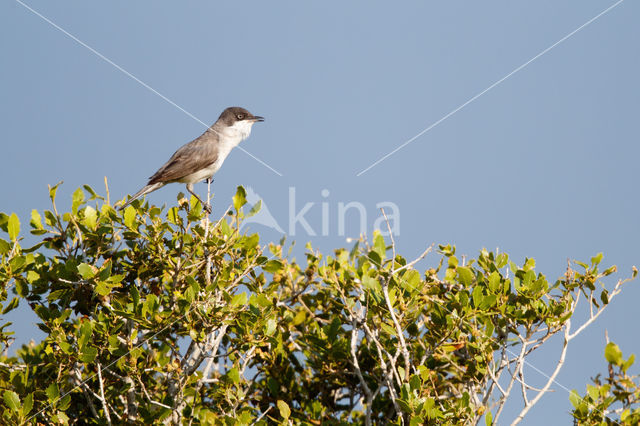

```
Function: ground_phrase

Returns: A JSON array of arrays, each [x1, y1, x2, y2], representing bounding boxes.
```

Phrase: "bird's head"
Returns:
[[217, 106, 264, 140]]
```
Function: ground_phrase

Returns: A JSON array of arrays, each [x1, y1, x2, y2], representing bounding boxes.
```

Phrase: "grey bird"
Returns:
[[120, 106, 264, 213]]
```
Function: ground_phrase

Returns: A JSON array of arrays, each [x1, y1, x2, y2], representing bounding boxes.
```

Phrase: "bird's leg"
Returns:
[[186, 183, 211, 214]]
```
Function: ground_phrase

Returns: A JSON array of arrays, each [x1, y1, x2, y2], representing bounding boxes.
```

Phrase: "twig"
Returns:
[[97, 363, 112, 425], [350, 308, 373, 426], [104, 176, 110, 206], [493, 334, 528, 424], [380, 208, 396, 262], [361, 323, 403, 421], [254, 405, 272, 423], [138, 376, 172, 410], [381, 276, 411, 381], [73, 367, 99, 419], [511, 322, 571, 424]]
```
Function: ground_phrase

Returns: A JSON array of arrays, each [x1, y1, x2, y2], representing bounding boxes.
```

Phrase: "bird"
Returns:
[[119, 106, 264, 213]]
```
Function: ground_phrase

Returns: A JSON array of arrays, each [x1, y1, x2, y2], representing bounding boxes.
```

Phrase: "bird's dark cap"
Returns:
[[219, 106, 264, 124]]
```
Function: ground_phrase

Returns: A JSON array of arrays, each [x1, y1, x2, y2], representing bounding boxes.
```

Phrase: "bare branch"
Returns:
[[380, 208, 396, 262], [350, 308, 373, 426], [97, 363, 112, 425], [72, 367, 99, 420], [568, 278, 625, 340], [512, 322, 571, 424], [138, 376, 172, 410], [493, 336, 527, 424], [255, 406, 273, 423], [381, 276, 411, 382]]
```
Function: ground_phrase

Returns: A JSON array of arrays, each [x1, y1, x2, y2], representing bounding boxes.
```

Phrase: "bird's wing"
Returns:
[[148, 133, 218, 184]]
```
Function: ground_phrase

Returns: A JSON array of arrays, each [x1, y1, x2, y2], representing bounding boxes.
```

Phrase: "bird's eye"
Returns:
[[236, 114, 244, 120]]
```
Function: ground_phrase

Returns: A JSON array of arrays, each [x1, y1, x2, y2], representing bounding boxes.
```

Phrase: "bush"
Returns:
[[0, 183, 636, 424]]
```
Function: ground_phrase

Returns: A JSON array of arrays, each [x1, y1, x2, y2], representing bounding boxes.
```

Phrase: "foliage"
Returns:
[[570, 342, 640, 424], [0, 183, 637, 425]]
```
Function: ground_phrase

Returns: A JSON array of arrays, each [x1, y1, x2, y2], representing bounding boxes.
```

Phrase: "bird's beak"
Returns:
[[251, 116, 265, 122]]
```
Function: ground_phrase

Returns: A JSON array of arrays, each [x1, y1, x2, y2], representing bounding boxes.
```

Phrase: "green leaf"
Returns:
[[44, 210, 57, 227], [9, 255, 25, 271], [277, 400, 291, 420], [96, 281, 118, 296], [167, 207, 179, 225], [2, 297, 19, 314], [0, 238, 10, 255], [586, 384, 599, 400], [72, 187, 85, 214], [124, 206, 136, 229], [22, 392, 33, 416], [230, 292, 248, 307], [78, 263, 95, 279], [30, 209, 43, 230], [227, 367, 240, 384], [472, 286, 483, 308], [265, 318, 277, 336], [488, 272, 501, 293], [402, 270, 421, 291], [604, 342, 623, 366], [220, 218, 231, 237], [189, 195, 203, 215], [0, 212, 8, 232], [409, 374, 421, 391], [77, 320, 93, 349], [523, 257, 536, 271], [59, 342, 72, 354], [410, 417, 425, 426], [46, 383, 60, 403], [396, 398, 411, 413], [569, 389, 582, 409], [233, 186, 247, 211], [600, 289, 609, 305], [57, 394, 71, 411], [457, 266, 473, 287], [485, 410, 493, 426], [3, 390, 20, 412], [478, 294, 497, 310], [130, 285, 140, 307], [373, 231, 386, 259], [591, 252, 603, 266], [83, 184, 99, 199], [83, 206, 97, 230], [362, 275, 381, 293], [623, 353, 635, 373], [79, 346, 98, 363], [262, 260, 283, 273], [47, 181, 61, 203], [8, 213, 20, 241]]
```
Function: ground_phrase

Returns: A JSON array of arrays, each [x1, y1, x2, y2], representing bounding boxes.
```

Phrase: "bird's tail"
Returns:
[[119, 183, 164, 210]]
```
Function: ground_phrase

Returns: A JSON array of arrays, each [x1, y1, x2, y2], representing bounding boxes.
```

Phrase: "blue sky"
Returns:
[[1, 1, 638, 422]]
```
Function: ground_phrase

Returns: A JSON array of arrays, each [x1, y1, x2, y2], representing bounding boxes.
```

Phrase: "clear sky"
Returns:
[[1, 1, 638, 423]]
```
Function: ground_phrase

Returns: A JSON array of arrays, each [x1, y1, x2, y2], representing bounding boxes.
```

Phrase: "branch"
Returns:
[[350, 307, 373, 426], [380, 208, 396, 262], [511, 321, 571, 424], [381, 276, 411, 381], [493, 334, 528, 424], [123, 375, 138, 422], [138, 376, 172, 409], [97, 363, 112, 425], [72, 366, 99, 420], [361, 323, 403, 421], [568, 278, 625, 340]]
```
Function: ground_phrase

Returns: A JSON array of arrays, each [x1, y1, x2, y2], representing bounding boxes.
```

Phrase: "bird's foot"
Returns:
[[205, 178, 214, 185]]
